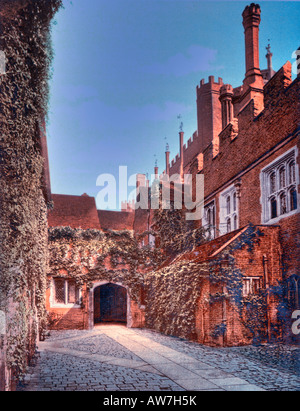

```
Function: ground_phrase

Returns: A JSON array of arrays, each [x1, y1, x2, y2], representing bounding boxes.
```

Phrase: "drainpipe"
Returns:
[[222, 285, 228, 346], [263, 255, 271, 342], [234, 178, 242, 228]]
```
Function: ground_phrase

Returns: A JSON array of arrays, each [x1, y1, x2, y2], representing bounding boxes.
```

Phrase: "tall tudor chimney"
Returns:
[[242, 3, 264, 88]]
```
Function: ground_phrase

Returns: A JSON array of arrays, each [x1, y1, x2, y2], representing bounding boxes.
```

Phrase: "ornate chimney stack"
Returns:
[[219, 84, 234, 129], [242, 3, 264, 88]]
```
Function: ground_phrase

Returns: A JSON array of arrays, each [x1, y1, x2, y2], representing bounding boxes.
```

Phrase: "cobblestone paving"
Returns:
[[60, 334, 141, 361], [17, 327, 300, 392], [17, 352, 183, 392], [133, 329, 300, 392]]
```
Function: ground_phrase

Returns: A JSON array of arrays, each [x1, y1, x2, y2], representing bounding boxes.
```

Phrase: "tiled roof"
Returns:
[[48, 194, 101, 230], [98, 210, 134, 231]]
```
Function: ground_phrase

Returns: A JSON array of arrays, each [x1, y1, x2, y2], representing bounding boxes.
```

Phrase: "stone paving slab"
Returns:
[[133, 328, 300, 391], [98, 326, 265, 392]]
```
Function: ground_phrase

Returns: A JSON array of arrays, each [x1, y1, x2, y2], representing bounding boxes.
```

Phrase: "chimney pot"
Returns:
[[242, 3, 263, 88]]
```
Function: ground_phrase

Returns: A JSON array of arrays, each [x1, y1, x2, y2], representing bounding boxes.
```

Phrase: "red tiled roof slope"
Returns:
[[98, 210, 134, 231], [48, 194, 101, 230]]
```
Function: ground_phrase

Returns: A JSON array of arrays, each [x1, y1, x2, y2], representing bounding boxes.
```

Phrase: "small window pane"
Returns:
[[243, 279, 251, 297], [270, 172, 276, 194], [290, 187, 297, 211], [279, 167, 286, 189], [226, 196, 231, 215], [233, 215, 237, 230], [280, 193, 287, 215], [68, 281, 76, 304], [289, 161, 296, 184], [253, 279, 260, 294], [226, 218, 231, 233], [54, 279, 65, 304], [270, 197, 277, 219], [212, 206, 216, 227], [233, 193, 237, 212], [207, 208, 211, 226]]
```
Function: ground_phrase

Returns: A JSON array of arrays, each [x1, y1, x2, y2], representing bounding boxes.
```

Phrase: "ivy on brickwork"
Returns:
[[144, 222, 283, 344], [0, 0, 62, 378], [208, 225, 282, 343], [145, 260, 210, 340], [48, 227, 165, 305], [48, 207, 210, 341], [142, 204, 210, 340], [152, 200, 207, 256]]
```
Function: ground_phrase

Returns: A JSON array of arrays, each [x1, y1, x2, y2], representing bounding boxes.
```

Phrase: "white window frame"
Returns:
[[203, 200, 216, 239], [50, 278, 82, 308], [148, 234, 155, 248], [219, 184, 239, 236], [260, 147, 299, 224], [242, 277, 262, 298]]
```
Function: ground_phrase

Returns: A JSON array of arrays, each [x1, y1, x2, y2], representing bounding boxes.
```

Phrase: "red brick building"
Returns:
[[46, 4, 299, 346]]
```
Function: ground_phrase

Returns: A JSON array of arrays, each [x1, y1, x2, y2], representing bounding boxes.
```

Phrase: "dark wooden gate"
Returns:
[[94, 283, 127, 324]]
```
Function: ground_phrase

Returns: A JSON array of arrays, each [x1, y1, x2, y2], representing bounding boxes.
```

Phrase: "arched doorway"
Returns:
[[94, 283, 127, 325]]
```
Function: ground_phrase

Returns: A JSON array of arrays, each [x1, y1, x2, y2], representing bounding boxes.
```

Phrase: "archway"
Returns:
[[94, 283, 127, 325]]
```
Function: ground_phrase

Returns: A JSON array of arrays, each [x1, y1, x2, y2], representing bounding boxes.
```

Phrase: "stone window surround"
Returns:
[[242, 277, 262, 297], [219, 184, 239, 236], [88, 281, 133, 330], [50, 278, 82, 309], [260, 146, 299, 224], [203, 200, 216, 239]]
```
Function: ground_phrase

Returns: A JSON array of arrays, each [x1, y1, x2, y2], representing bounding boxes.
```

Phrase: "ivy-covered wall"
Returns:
[[144, 225, 284, 347], [47, 227, 164, 330], [46, 215, 285, 347], [0, 0, 61, 390]]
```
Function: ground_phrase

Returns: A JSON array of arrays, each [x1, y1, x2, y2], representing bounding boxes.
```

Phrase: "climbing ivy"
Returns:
[[0, 0, 62, 382], [48, 226, 165, 305]]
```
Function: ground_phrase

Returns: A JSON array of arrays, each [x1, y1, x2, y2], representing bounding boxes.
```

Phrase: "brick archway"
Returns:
[[88, 281, 133, 329]]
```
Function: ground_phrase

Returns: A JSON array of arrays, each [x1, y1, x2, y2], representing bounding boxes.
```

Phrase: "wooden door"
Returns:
[[94, 283, 127, 324]]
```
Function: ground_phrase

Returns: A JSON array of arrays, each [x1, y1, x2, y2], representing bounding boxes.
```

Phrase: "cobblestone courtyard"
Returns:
[[17, 325, 300, 392]]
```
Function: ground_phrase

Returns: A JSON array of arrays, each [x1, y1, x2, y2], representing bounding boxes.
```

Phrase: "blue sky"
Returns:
[[47, 0, 300, 209]]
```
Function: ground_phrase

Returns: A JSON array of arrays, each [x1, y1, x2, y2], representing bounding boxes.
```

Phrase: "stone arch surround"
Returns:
[[88, 281, 133, 330]]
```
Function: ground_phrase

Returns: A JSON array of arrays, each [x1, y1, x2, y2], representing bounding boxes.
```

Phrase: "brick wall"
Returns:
[[46, 282, 145, 331], [194, 226, 283, 346]]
